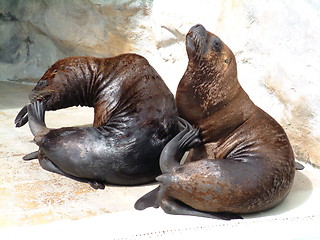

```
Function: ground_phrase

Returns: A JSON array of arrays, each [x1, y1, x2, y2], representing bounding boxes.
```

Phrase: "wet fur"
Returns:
[[16, 54, 178, 188], [135, 25, 298, 219]]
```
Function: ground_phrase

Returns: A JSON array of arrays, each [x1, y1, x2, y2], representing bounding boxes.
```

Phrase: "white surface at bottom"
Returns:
[[0, 207, 319, 240], [1, 163, 320, 240]]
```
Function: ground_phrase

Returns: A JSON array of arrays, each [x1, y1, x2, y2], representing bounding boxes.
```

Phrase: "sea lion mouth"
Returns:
[[186, 24, 207, 57]]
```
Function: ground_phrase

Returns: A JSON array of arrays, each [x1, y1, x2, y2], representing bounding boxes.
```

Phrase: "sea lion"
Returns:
[[15, 54, 178, 189], [135, 24, 301, 219]]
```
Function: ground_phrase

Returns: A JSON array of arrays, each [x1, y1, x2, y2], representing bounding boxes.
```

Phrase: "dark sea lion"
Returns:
[[15, 54, 178, 189], [135, 24, 300, 219]]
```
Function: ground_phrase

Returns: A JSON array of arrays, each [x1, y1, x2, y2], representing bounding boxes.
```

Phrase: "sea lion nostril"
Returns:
[[186, 25, 209, 58], [188, 24, 206, 37], [192, 24, 206, 36], [192, 24, 205, 31]]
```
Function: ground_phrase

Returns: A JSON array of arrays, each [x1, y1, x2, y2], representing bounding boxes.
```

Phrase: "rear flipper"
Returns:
[[135, 119, 204, 213], [134, 186, 160, 210], [177, 118, 201, 150], [38, 154, 105, 190], [159, 196, 242, 220], [22, 151, 39, 160], [160, 118, 201, 173], [136, 118, 202, 211], [134, 185, 242, 220], [295, 162, 304, 170]]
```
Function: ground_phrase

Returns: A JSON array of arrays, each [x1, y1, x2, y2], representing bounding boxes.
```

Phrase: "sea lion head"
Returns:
[[177, 24, 244, 127], [30, 61, 67, 102], [186, 24, 237, 81], [29, 58, 85, 109]]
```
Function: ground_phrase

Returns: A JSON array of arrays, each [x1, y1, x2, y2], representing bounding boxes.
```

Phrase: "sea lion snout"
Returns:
[[188, 24, 206, 37], [186, 24, 207, 57], [187, 24, 224, 58]]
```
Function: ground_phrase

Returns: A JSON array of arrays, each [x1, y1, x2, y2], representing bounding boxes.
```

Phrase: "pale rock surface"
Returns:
[[0, 0, 319, 166]]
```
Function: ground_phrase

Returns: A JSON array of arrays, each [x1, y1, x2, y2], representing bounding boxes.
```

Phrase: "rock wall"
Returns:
[[0, 0, 152, 82], [1, 0, 319, 166]]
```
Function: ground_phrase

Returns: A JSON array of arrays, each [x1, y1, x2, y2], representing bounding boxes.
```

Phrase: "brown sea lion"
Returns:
[[15, 54, 178, 189], [135, 24, 301, 219]]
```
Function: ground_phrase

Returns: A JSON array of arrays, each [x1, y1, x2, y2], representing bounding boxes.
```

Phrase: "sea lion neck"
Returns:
[[30, 56, 129, 127], [176, 60, 242, 125]]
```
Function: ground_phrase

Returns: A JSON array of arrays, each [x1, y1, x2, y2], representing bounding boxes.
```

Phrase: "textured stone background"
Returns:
[[0, 0, 319, 167]]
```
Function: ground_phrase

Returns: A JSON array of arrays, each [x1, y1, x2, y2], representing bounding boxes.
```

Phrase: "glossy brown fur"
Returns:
[[30, 54, 173, 128], [165, 25, 295, 214], [15, 54, 178, 186]]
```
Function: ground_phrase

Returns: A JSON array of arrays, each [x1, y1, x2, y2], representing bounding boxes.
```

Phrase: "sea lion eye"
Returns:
[[36, 79, 48, 89], [224, 59, 229, 64], [212, 38, 222, 50]]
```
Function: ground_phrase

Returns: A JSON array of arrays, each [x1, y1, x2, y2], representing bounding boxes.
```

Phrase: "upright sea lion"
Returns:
[[15, 54, 178, 189], [135, 24, 300, 219]]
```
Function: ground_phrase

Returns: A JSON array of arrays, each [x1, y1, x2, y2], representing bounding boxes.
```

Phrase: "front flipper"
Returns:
[[89, 181, 105, 190], [160, 197, 242, 220], [15, 105, 28, 127], [38, 154, 105, 190], [27, 101, 49, 137], [160, 118, 201, 173], [134, 186, 160, 210]]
